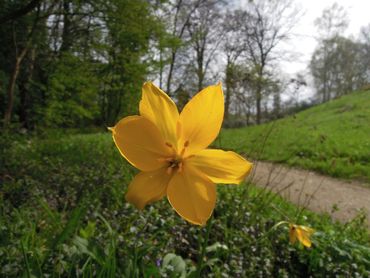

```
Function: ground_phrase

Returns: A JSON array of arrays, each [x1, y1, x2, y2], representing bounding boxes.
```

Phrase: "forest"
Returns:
[[1, 0, 369, 130]]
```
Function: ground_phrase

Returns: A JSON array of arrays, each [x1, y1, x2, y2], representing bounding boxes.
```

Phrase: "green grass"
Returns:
[[219, 90, 370, 182], [1, 131, 370, 277]]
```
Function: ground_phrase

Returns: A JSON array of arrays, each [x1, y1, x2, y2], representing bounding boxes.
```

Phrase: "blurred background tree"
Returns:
[[310, 3, 370, 103], [0, 0, 168, 128], [1, 0, 370, 130]]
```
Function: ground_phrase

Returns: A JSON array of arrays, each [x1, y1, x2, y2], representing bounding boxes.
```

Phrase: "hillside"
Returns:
[[219, 90, 370, 182]]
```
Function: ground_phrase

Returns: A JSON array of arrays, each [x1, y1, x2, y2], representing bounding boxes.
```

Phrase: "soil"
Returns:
[[249, 161, 370, 226]]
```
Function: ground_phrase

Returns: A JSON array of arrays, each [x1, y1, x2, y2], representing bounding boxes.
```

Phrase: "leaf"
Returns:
[[162, 253, 186, 277], [41, 202, 88, 268], [79, 221, 96, 239], [52, 203, 87, 247], [73, 236, 105, 265], [206, 242, 228, 253]]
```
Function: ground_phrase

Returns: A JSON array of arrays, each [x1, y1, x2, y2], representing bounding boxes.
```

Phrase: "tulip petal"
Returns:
[[177, 83, 224, 156], [140, 82, 179, 147], [188, 149, 253, 184], [167, 166, 216, 225], [111, 115, 172, 171], [296, 228, 312, 248], [289, 225, 297, 244], [126, 168, 172, 209], [300, 226, 315, 235]]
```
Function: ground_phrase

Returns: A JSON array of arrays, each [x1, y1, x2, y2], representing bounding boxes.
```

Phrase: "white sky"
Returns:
[[281, 0, 370, 74], [237, 0, 370, 100]]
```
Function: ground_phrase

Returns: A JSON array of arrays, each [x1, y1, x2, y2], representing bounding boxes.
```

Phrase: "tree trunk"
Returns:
[[166, 51, 176, 96], [60, 1, 72, 53], [246, 106, 250, 126], [196, 50, 204, 92], [159, 48, 163, 88], [224, 60, 232, 121], [197, 70, 204, 92], [256, 91, 262, 125], [255, 65, 264, 125], [19, 48, 36, 128], [3, 47, 28, 127]]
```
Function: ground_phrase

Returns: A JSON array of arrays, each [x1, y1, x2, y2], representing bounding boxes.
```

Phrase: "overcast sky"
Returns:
[[237, 0, 370, 100], [284, 0, 370, 74]]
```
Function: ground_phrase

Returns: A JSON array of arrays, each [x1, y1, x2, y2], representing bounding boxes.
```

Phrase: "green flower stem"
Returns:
[[195, 217, 213, 277], [256, 220, 289, 243]]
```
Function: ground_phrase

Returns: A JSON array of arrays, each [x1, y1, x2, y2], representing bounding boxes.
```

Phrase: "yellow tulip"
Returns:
[[289, 224, 315, 248], [110, 82, 252, 225]]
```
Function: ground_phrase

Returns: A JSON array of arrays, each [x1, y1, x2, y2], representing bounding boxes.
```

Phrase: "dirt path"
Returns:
[[250, 161, 370, 226]]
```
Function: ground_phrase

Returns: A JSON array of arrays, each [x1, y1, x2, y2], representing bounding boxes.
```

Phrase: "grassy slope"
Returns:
[[219, 90, 370, 182]]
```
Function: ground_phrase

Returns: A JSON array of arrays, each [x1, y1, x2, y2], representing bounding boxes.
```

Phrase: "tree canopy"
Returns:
[[1, 0, 369, 129]]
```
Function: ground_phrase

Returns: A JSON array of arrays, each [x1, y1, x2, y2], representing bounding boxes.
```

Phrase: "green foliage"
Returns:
[[220, 91, 370, 182], [45, 54, 100, 127], [0, 0, 171, 128], [98, 0, 159, 125], [1, 132, 369, 277]]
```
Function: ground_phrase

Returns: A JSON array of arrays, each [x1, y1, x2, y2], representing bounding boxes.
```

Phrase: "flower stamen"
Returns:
[[167, 166, 173, 175], [165, 142, 173, 148], [165, 142, 177, 155], [157, 157, 173, 162], [164, 157, 183, 175], [178, 161, 183, 173], [180, 140, 190, 157]]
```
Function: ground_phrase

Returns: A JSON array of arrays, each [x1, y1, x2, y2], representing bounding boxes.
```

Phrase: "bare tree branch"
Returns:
[[0, 0, 42, 25]]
